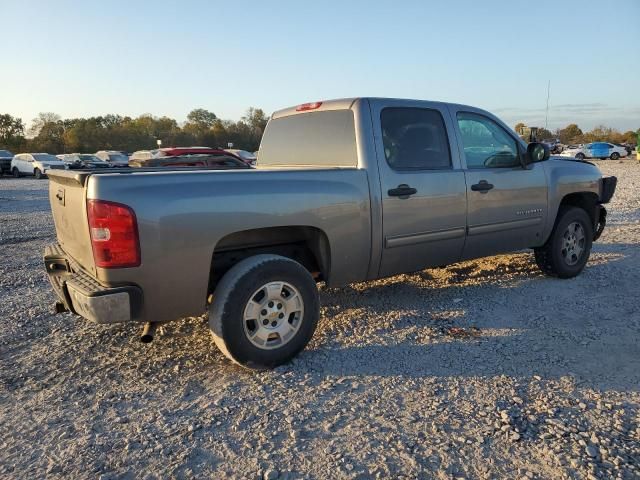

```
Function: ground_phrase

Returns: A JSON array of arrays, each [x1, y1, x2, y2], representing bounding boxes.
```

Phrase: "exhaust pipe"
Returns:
[[140, 322, 158, 343]]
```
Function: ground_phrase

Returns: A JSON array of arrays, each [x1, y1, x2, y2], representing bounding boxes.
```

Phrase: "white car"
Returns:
[[95, 150, 130, 166], [560, 142, 628, 161], [11, 153, 67, 179]]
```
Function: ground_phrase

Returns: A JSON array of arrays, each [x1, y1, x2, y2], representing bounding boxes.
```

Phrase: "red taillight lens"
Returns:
[[296, 101, 323, 111], [87, 199, 140, 268]]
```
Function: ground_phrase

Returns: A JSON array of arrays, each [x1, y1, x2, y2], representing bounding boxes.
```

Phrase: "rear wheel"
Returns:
[[208, 254, 320, 370], [610, 152, 620, 160], [34, 168, 44, 179], [12, 167, 21, 178], [575, 153, 585, 160], [534, 206, 593, 278]]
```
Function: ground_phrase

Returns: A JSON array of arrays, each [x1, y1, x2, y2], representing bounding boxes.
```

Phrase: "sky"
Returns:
[[1, 0, 639, 132]]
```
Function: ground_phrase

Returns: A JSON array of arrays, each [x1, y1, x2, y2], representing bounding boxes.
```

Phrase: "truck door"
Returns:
[[371, 100, 467, 278], [449, 107, 548, 260]]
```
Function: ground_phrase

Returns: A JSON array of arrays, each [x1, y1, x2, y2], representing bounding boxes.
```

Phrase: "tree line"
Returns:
[[514, 122, 638, 145], [1, 109, 637, 155], [0, 107, 269, 154]]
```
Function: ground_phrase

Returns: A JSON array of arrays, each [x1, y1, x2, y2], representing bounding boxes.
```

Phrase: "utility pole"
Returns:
[[545, 80, 550, 130]]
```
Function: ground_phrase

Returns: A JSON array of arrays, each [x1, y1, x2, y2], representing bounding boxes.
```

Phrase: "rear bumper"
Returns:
[[44, 244, 143, 323]]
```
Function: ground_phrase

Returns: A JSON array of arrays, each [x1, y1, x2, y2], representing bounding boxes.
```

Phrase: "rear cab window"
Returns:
[[258, 110, 357, 167]]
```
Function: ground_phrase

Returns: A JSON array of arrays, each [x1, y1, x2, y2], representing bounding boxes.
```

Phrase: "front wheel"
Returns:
[[575, 153, 585, 160], [610, 152, 620, 160], [208, 254, 320, 370], [534, 206, 593, 278], [34, 168, 44, 179]]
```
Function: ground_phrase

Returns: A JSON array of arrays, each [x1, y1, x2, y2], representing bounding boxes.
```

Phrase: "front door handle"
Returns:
[[471, 180, 494, 193], [388, 184, 417, 198]]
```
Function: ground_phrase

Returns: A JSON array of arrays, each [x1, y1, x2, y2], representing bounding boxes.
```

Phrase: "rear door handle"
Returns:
[[388, 184, 417, 198], [471, 180, 494, 193]]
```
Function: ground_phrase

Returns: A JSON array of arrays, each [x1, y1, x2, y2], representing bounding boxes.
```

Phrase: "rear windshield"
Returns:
[[258, 110, 357, 167], [108, 153, 129, 162], [78, 155, 102, 161], [33, 154, 60, 162], [0, 150, 13, 157]]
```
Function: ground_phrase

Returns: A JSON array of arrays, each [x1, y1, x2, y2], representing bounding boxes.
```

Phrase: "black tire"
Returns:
[[610, 152, 620, 160], [575, 153, 585, 160], [34, 168, 43, 179], [534, 206, 593, 278], [208, 254, 320, 370], [12, 167, 21, 178]]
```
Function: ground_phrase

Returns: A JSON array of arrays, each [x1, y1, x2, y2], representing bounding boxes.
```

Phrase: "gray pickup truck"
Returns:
[[44, 98, 617, 369]]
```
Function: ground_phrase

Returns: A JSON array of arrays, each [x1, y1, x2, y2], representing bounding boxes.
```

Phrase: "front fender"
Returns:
[[542, 159, 602, 242]]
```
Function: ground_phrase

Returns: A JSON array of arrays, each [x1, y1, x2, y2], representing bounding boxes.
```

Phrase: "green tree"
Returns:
[[558, 124, 583, 144], [186, 108, 217, 128], [0, 114, 26, 151], [535, 127, 554, 141], [28, 113, 66, 153], [184, 108, 218, 146]]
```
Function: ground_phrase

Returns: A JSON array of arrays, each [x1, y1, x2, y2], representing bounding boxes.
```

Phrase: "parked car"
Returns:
[[11, 153, 67, 178], [542, 138, 563, 154], [57, 154, 111, 169], [0, 149, 14, 175], [561, 142, 628, 160], [616, 143, 633, 156], [128, 153, 250, 169], [225, 149, 257, 165], [129, 147, 244, 165], [95, 150, 130, 166], [44, 97, 616, 370]]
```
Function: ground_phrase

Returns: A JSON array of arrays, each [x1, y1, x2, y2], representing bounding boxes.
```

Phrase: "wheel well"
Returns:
[[208, 226, 330, 294], [558, 192, 599, 226]]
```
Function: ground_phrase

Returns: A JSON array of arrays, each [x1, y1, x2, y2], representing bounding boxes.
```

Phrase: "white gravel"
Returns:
[[1, 161, 639, 479]]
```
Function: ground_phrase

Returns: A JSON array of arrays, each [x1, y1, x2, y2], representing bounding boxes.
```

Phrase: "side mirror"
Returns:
[[524, 142, 550, 165]]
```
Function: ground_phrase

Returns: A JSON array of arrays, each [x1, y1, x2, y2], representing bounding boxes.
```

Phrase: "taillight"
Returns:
[[296, 101, 323, 111], [87, 199, 140, 268]]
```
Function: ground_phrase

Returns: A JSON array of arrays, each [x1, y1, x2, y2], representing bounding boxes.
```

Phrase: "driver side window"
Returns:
[[456, 112, 520, 169]]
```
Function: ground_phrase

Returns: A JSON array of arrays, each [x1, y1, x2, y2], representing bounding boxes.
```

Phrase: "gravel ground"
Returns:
[[1, 161, 639, 480]]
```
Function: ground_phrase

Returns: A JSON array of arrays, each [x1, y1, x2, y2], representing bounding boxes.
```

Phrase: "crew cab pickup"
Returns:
[[44, 98, 617, 369]]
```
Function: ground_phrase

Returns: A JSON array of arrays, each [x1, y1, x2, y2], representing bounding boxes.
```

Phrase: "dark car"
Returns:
[[128, 153, 251, 169], [542, 139, 563, 154], [616, 143, 633, 156], [0, 149, 14, 175], [57, 154, 112, 169]]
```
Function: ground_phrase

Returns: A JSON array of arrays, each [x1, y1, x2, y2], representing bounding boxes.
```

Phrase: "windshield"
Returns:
[[0, 150, 13, 157], [108, 153, 128, 162], [33, 154, 61, 162], [78, 154, 103, 162]]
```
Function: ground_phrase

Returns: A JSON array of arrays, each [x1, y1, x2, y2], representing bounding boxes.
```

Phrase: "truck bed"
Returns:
[[46, 166, 373, 323]]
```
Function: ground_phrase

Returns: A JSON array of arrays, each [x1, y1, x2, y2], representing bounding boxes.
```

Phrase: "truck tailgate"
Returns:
[[48, 171, 96, 274]]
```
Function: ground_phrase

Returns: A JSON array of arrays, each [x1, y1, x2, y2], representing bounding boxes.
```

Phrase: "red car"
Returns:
[[130, 147, 250, 165], [128, 153, 250, 169]]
